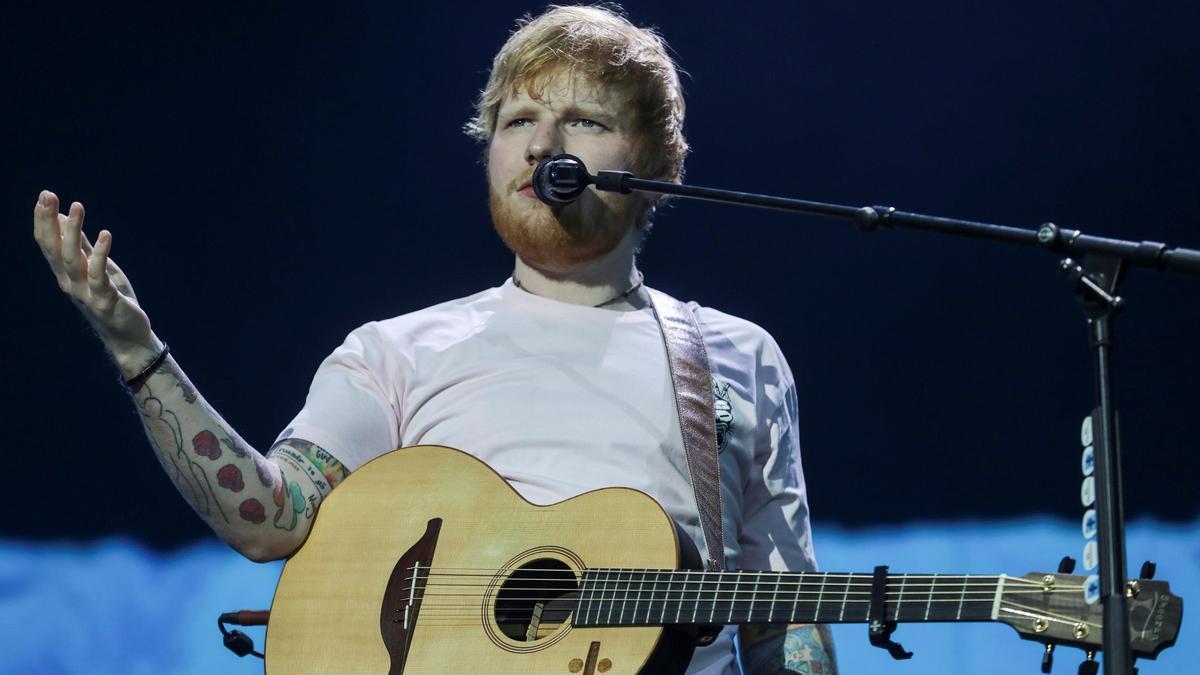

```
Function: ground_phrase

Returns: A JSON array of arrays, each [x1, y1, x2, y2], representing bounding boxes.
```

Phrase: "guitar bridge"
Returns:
[[380, 518, 442, 674]]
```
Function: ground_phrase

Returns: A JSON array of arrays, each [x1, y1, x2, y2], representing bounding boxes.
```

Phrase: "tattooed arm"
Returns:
[[739, 624, 838, 675], [33, 190, 346, 561], [133, 358, 347, 561]]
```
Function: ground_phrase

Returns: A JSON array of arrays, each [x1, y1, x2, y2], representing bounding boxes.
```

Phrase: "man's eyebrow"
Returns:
[[497, 102, 540, 118], [497, 101, 618, 120], [559, 103, 616, 119]]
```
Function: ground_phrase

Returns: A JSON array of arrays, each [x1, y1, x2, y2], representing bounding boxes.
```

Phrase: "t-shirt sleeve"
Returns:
[[737, 336, 819, 574], [275, 324, 402, 472]]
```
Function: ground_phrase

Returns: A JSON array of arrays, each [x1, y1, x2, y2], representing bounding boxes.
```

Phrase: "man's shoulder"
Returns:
[[670, 296, 793, 382], [680, 298, 780, 353]]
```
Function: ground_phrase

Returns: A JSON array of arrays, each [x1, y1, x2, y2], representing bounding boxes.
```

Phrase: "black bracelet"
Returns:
[[124, 343, 170, 393]]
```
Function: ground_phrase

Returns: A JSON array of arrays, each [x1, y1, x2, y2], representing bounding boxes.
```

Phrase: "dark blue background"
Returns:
[[6, 1, 1199, 549]]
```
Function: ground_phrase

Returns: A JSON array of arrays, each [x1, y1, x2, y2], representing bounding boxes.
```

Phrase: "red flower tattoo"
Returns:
[[192, 430, 222, 460], [239, 498, 266, 524], [217, 464, 245, 492]]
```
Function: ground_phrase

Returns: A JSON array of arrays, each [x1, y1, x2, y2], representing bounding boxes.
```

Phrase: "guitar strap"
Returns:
[[646, 288, 727, 572]]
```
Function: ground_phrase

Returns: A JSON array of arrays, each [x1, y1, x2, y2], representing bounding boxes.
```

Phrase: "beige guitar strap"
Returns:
[[646, 288, 727, 572]]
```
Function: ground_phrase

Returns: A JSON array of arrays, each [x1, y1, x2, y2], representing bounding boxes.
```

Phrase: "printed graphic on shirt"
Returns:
[[713, 379, 734, 452]]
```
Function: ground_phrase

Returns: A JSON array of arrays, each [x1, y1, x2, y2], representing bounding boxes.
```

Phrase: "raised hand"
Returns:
[[33, 190, 160, 374]]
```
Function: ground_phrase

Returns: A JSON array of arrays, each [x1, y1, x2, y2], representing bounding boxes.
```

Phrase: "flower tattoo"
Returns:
[[192, 430, 222, 460]]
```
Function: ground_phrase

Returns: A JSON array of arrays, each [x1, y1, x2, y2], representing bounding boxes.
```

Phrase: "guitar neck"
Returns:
[[574, 569, 1004, 627]]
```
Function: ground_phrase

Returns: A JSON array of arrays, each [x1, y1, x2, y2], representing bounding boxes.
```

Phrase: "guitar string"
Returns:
[[998, 602, 1103, 629], [412, 593, 1072, 605], [406, 569, 1047, 579], [401, 571, 1077, 591], [405, 567, 1041, 578], [397, 603, 1102, 632], [381, 568, 1089, 623], [409, 586, 1084, 600], [409, 583, 1068, 595], [402, 568, 1068, 585], [405, 592, 1083, 612], [407, 592, 1070, 607], [397, 597, 1103, 632], [410, 576, 1063, 588], [406, 581, 1083, 599], [405, 576, 1091, 624]]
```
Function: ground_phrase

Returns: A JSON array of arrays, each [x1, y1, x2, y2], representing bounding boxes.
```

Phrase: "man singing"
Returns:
[[32, 5, 836, 673]]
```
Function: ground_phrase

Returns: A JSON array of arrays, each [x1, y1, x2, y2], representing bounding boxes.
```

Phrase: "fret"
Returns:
[[580, 570, 594, 625], [575, 571, 587, 624], [636, 570, 648, 624], [607, 569, 625, 625], [724, 566, 734, 619], [587, 569, 607, 625], [814, 572, 827, 623], [663, 571, 673, 624], [956, 575, 967, 620], [601, 569, 616, 625], [837, 574, 851, 622], [597, 569, 611, 625], [924, 573, 937, 621], [769, 572, 781, 623], [791, 572, 803, 624], [621, 569, 637, 624], [630, 570, 641, 623], [747, 572, 762, 623], [621, 569, 634, 624], [700, 566, 710, 619], [645, 571, 659, 624], [588, 569, 599, 625], [894, 574, 906, 622], [688, 571, 700, 624]]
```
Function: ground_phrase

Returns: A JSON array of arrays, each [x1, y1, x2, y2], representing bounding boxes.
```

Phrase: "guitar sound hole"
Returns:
[[495, 558, 579, 642]]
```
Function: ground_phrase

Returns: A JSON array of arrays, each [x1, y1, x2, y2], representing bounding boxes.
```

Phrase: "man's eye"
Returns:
[[505, 118, 532, 128], [569, 118, 605, 129]]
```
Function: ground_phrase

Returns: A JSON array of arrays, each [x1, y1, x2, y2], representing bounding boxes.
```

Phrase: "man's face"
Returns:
[[487, 69, 644, 272]]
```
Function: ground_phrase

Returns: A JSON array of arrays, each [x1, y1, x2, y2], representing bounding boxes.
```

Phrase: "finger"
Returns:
[[87, 230, 117, 300], [61, 202, 87, 280], [33, 190, 61, 251]]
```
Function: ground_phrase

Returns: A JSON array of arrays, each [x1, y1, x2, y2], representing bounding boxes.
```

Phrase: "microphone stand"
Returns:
[[536, 155, 1200, 675]]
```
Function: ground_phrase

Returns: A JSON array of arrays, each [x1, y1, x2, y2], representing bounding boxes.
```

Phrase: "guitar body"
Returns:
[[266, 445, 701, 674]]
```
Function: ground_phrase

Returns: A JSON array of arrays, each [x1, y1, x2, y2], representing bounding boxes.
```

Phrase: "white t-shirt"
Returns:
[[278, 278, 817, 674]]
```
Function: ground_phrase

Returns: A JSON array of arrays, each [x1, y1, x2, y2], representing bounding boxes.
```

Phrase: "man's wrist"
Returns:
[[110, 334, 167, 379]]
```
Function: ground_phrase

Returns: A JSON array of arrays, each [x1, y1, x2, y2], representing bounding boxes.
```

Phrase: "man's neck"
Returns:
[[512, 229, 645, 310]]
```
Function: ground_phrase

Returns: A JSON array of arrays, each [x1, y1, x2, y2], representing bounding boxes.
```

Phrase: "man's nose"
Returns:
[[526, 123, 563, 164]]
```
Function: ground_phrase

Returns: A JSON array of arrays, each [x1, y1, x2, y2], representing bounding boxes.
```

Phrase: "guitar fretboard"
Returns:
[[573, 569, 1003, 627]]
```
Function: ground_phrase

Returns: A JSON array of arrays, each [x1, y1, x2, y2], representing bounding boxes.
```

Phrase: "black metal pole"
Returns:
[[1089, 315, 1131, 675]]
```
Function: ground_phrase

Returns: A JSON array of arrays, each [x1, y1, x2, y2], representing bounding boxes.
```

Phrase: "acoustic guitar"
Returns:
[[263, 445, 1181, 673]]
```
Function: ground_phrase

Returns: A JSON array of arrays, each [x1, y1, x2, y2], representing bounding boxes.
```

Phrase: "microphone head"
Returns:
[[532, 154, 591, 206]]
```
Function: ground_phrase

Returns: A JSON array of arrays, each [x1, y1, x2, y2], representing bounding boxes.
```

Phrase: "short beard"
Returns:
[[489, 185, 633, 271]]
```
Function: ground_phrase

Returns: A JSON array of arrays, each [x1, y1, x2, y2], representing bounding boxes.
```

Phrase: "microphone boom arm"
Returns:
[[589, 169, 1200, 275]]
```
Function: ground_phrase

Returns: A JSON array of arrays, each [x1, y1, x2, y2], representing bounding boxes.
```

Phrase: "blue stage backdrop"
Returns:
[[0, 519, 1194, 674]]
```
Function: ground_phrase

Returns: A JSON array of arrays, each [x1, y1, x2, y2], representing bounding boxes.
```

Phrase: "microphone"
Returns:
[[532, 154, 591, 205]]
